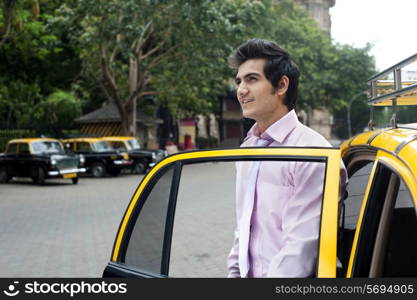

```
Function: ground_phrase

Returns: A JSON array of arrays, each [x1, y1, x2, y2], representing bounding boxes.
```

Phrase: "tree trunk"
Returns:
[[6, 105, 13, 129], [0, 0, 17, 48], [120, 110, 132, 135], [31, 0, 40, 19], [128, 57, 138, 136], [100, 43, 133, 136], [119, 100, 133, 136]]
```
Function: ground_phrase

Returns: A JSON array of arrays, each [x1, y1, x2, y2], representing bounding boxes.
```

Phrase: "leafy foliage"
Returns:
[[0, 0, 82, 133], [0, 0, 377, 140], [53, 0, 272, 134], [330, 44, 376, 138], [265, 0, 376, 138], [0, 80, 41, 129], [35, 90, 81, 133]]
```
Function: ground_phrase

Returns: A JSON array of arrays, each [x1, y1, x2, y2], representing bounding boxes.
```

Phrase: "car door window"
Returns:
[[369, 174, 417, 277], [170, 159, 327, 277], [123, 164, 175, 275], [6, 143, 17, 154], [350, 163, 396, 277], [168, 161, 237, 277], [18, 143, 30, 154], [111, 142, 126, 151], [338, 160, 374, 276], [77, 142, 91, 152], [381, 179, 417, 277]]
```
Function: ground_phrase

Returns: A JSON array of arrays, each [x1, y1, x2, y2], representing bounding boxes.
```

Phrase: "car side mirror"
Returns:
[[64, 144, 73, 153]]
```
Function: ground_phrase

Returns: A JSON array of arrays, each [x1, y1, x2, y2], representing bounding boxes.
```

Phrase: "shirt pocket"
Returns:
[[257, 183, 294, 222]]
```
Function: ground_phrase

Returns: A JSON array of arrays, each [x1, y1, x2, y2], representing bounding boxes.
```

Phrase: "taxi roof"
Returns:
[[62, 138, 106, 143], [341, 126, 417, 173], [101, 136, 137, 141], [8, 138, 61, 144]]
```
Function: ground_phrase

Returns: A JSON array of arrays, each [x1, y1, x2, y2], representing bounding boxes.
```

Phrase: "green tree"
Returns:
[[0, 0, 376, 140], [35, 90, 81, 134], [269, 0, 335, 111], [330, 44, 376, 138], [267, 0, 376, 138], [0, 80, 41, 128], [60, 0, 269, 135], [0, 0, 41, 48], [0, 0, 82, 131], [0, 0, 18, 48]]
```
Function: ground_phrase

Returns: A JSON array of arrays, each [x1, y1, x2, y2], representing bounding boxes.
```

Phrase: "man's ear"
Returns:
[[276, 75, 289, 96]]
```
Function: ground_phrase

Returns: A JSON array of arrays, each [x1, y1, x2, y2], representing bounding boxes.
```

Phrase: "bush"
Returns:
[[0, 129, 36, 152]]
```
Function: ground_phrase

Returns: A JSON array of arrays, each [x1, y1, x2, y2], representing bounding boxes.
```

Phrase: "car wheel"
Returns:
[[0, 166, 10, 183], [71, 177, 79, 184], [134, 161, 146, 174], [91, 162, 106, 177], [34, 167, 46, 185]]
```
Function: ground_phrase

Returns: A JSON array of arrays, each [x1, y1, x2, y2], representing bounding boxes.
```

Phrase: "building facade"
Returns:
[[295, 0, 335, 33], [74, 102, 163, 149]]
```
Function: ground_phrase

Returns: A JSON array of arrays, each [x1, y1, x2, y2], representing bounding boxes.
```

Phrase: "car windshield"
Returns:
[[110, 141, 127, 151], [92, 141, 113, 152], [127, 139, 141, 150], [32, 141, 65, 154]]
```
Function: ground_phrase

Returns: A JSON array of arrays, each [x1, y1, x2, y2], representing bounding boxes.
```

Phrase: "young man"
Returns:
[[227, 39, 347, 277]]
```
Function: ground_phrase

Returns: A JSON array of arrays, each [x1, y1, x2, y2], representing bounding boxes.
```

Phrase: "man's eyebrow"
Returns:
[[235, 72, 261, 82]]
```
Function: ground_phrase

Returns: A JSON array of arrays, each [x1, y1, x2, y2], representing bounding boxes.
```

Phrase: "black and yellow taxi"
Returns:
[[62, 138, 132, 177], [0, 138, 85, 185], [101, 136, 167, 174], [102, 55, 417, 278]]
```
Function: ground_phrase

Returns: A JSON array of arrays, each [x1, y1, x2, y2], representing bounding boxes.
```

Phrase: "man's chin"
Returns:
[[242, 111, 255, 120]]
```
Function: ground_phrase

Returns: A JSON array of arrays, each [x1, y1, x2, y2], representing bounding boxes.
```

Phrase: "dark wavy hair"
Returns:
[[229, 39, 300, 110]]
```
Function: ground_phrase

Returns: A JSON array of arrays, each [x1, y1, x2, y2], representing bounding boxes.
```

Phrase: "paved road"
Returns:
[[0, 174, 142, 277], [0, 162, 238, 278]]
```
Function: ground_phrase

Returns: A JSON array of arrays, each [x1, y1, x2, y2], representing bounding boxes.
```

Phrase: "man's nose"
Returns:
[[237, 83, 248, 98]]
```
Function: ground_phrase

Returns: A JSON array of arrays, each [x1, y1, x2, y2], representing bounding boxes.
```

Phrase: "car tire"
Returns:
[[0, 166, 10, 183], [71, 177, 79, 184], [134, 160, 146, 174], [91, 162, 106, 177], [34, 166, 46, 185]]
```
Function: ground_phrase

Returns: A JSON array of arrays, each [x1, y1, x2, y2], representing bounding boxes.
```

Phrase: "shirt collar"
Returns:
[[246, 109, 299, 144]]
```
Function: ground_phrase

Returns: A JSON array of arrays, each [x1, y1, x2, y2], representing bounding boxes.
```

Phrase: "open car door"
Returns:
[[103, 147, 341, 278]]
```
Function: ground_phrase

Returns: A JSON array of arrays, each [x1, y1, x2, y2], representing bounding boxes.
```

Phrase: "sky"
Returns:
[[330, 0, 417, 72]]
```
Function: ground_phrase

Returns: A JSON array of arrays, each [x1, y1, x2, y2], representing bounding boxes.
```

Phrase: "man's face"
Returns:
[[235, 59, 282, 122]]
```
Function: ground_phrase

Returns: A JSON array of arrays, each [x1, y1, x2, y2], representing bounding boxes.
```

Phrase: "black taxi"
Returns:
[[103, 54, 417, 278], [101, 136, 167, 174], [0, 138, 85, 185], [62, 138, 132, 177]]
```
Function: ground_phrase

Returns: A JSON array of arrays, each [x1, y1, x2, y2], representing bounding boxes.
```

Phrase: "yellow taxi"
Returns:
[[62, 138, 132, 177], [101, 136, 167, 174], [102, 54, 417, 278], [0, 138, 85, 185]]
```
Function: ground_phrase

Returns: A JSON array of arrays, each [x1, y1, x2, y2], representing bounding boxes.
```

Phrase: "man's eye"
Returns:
[[248, 77, 257, 82]]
